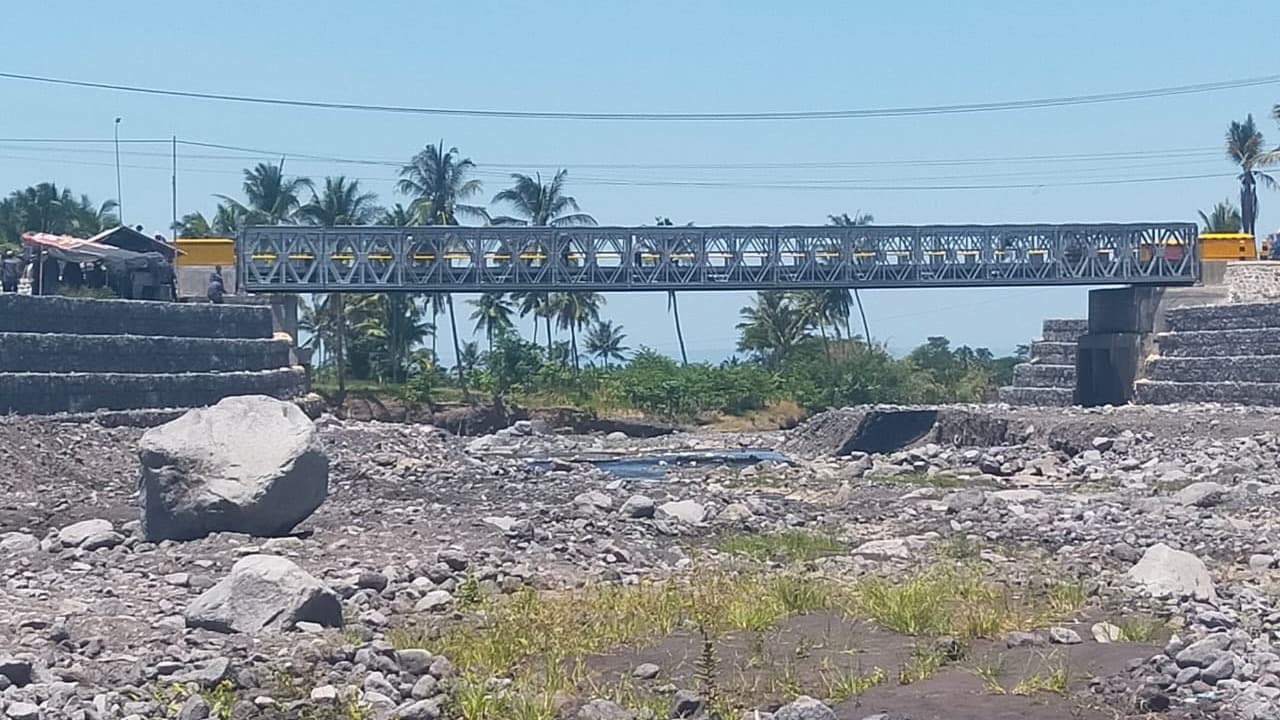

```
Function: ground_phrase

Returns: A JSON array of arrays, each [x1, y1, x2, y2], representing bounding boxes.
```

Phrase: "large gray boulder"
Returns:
[[1126, 543, 1218, 602], [185, 554, 342, 633], [138, 395, 329, 541]]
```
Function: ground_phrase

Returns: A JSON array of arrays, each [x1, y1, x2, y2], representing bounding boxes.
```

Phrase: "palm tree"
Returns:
[[217, 161, 313, 225], [1198, 200, 1243, 233], [358, 295, 433, 383], [468, 293, 514, 352], [380, 203, 417, 227], [584, 320, 629, 369], [656, 217, 689, 366], [827, 211, 875, 342], [789, 290, 841, 357], [67, 195, 119, 236], [550, 292, 604, 373], [299, 176, 379, 395], [736, 291, 812, 370], [397, 142, 486, 225], [298, 176, 380, 227], [512, 291, 553, 348], [491, 170, 596, 226], [1226, 115, 1277, 237]]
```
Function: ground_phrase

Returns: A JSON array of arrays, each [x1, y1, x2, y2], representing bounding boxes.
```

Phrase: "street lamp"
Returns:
[[113, 118, 122, 225]]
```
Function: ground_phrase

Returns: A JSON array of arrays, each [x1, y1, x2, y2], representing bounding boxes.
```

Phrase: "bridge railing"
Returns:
[[236, 223, 1199, 292]]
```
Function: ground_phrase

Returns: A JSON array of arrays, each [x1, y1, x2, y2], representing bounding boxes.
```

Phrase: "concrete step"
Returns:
[[1135, 379, 1280, 406], [1041, 318, 1087, 343], [1164, 301, 1280, 333], [0, 295, 274, 339], [997, 386, 1075, 406], [0, 368, 307, 415], [1029, 341, 1076, 365], [1155, 328, 1280, 357], [1012, 363, 1075, 388], [0, 333, 291, 373], [1146, 356, 1280, 383]]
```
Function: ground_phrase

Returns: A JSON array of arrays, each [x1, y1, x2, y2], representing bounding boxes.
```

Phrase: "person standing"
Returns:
[[0, 251, 20, 293], [207, 265, 225, 304]]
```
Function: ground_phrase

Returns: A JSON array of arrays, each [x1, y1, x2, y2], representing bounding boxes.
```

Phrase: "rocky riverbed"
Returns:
[[2, 402, 1280, 720]]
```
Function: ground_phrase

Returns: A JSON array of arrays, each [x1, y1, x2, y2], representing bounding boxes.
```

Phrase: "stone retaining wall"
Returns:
[[1226, 262, 1280, 304], [998, 318, 1085, 406], [0, 333, 291, 373], [0, 368, 308, 415], [0, 294, 273, 338]]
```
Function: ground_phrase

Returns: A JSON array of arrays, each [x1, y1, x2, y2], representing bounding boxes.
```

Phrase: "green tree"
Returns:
[[1198, 200, 1243, 233], [358, 294, 434, 383], [1226, 115, 1277, 237], [380, 203, 417, 227], [397, 142, 486, 225], [512, 291, 554, 350], [486, 333, 545, 400], [491, 170, 596, 226], [827, 211, 874, 342], [656, 217, 689, 365], [550, 291, 603, 374], [736, 291, 812, 370], [469, 292, 515, 352], [584, 320, 629, 368], [0, 184, 119, 248], [299, 176, 380, 227], [299, 176, 379, 395], [217, 161, 313, 226]]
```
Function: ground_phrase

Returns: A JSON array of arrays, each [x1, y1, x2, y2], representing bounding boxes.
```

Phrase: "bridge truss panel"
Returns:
[[237, 223, 1200, 293]]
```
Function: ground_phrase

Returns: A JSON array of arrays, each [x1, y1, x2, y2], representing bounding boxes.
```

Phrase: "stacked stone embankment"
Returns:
[[997, 318, 1086, 406], [1136, 301, 1280, 405], [0, 294, 306, 414]]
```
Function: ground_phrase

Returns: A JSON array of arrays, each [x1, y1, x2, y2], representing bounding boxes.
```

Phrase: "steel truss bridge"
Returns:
[[236, 223, 1199, 293]]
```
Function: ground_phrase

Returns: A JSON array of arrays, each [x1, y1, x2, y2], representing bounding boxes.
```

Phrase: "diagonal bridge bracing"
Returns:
[[236, 223, 1199, 293]]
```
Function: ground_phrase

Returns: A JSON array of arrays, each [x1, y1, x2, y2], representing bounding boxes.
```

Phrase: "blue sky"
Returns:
[[3, 0, 1279, 362]]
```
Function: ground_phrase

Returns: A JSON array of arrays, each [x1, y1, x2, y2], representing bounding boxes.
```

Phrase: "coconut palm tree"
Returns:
[[491, 170, 596, 227], [827, 211, 875, 342], [789, 290, 841, 357], [550, 291, 604, 373], [584, 320, 629, 369], [736, 291, 813, 370], [1198, 200, 1243, 233], [298, 176, 379, 395], [397, 142, 486, 225], [358, 295, 434, 383], [298, 176, 380, 227], [468, 293, 515, 352], [656, 217, 690, 365], [380, 203, 417, 227], [512, 291, 553, 348], [217, 161, 313, 225], [1226, 115, 1277, 237]]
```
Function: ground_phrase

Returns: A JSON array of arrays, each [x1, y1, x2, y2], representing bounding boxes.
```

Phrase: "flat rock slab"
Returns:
[[185, 554, 342, 634], [1126, 542, 1218, 603]]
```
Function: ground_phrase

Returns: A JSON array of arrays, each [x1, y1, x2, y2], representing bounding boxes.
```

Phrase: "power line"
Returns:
[[0, 136, 1228, 171], [1, 70, 1278, 121]]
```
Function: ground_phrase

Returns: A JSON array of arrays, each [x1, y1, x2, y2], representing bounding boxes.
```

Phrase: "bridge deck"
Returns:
[[236, 223, 1199, 292]]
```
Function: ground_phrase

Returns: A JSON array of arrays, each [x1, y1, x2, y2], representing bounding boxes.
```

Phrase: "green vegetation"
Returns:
[[717, 530, 846, 563], [1114, 615, 1170, 643], [1010, 653, 1070, 696], [380, 561, 1090, 719]]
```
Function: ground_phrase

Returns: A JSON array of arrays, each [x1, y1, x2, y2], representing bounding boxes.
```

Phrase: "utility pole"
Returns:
[[113, 118, 123, 224], [171, 136, 177, 237]]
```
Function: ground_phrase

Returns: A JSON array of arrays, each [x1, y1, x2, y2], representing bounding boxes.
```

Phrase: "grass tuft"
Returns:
[[717, 531, 846, 564], [1114, 615, 1169, 643], [1011, 654, 1070, 696]]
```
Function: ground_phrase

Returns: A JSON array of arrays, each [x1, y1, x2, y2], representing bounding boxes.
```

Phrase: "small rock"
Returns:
[[773, 696, 836, 720], [185, 555, 342, 633], [0, 533, 39, 554], [311, 686, 340, 703], [1049, 627, 1082, 645], [437, 548, 469, 571], [410, 675, 440, 700], [1202, 655, 1237, 685], [416, 590, 453, 612], [944, 489, 986, 513], [58, 519, 114, 548], [1250, 554, 1275, 571], [1173, 481, 1228, 508], [177, 696, 211, 720], [1126, 543, 1218, 602], [658, 500, 706, 525], [1005, 631, 1047, 648], [852, 538, 914, 562], [574, 491, 613, 512], [397, 649, 435, 676], [0, 658, 33, 687], [1091, 436, 1115, 452], [632, 663, 661, 680], [1176, 634, 1232, 669], [577, 699, 634, 720], [5, 703, 39, 720], [716, 503, 754, 523], [671, 690, 704, 718], [399, 698, 444, 720], [1091, 622, 1122, 643], [619, 495, 656, 519]]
